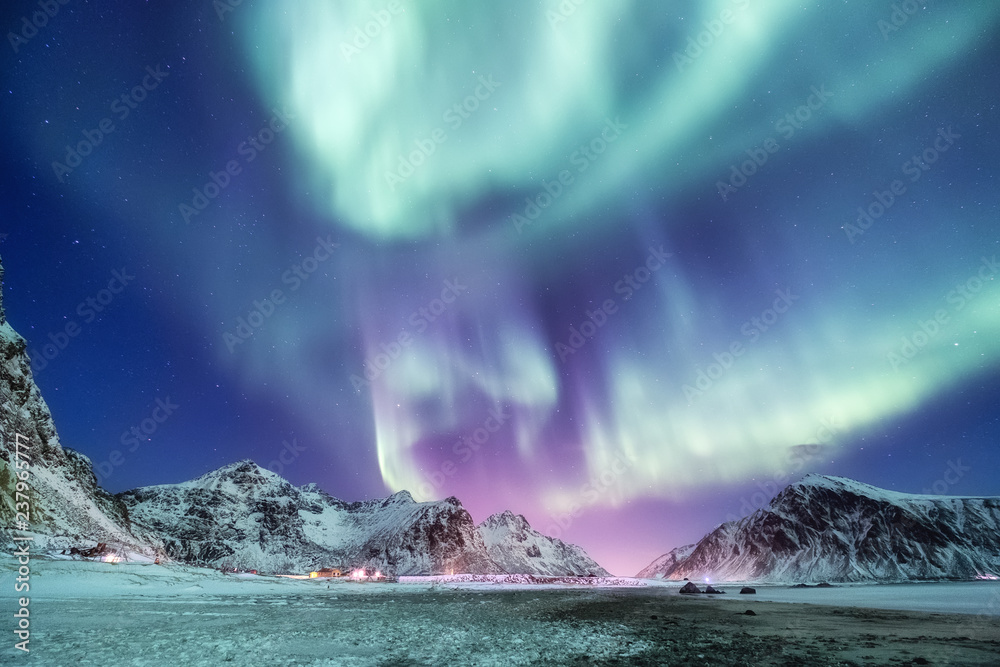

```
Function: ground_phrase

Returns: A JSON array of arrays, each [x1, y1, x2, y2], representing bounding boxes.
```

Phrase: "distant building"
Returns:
[[309, 567, 343, 578]]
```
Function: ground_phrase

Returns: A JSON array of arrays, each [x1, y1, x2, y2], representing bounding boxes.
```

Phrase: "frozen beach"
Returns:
[[3, 557, 1000, 665]]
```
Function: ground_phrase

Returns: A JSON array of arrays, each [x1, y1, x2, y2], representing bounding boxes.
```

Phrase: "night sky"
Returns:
[[2, 1, 999, 576]]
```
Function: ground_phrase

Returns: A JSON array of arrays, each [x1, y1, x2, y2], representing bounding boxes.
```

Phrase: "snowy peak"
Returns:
[[639, 475, 1000, 583], [190, 459, 285, 488], [477, 511, 609, 577], [788, 474, 907, 500], [119, 467, 506, 575], [383, 489, 415, 505], [481, 510, 530, 531]]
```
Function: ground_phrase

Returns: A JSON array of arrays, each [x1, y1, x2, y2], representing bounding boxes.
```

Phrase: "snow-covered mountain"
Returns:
[[118, 459, 503, 575], [638, 474, 1000, 582], [635, 543, 696, 580], [0, 256, 607, 576], [478, 510, 609, 577], [118, 461, 612, 576], [0, 255, 157, 554]]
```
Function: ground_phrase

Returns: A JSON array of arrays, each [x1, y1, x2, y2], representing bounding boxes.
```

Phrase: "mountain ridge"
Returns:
[[638, 474, 1000, 582], [0, 255, 607, 576], [118, 458, 610, 576]]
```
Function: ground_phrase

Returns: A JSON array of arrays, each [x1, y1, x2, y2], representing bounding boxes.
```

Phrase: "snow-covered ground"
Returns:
[[4, 556, 1000, 665]]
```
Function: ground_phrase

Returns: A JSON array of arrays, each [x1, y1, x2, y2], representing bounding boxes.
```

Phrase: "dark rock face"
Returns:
[[639, 474, 1000, 582], [740, 587, 756, 594], [704, 585, 725, 594]]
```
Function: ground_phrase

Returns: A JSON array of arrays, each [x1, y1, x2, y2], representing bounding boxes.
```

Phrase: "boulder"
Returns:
[[704, 585, 725, 594], [739, 587, 756, 594], [679, 581, 702, 594]]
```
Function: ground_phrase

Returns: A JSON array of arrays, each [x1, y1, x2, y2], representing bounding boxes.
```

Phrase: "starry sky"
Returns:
[[2, 0, 999, 576]]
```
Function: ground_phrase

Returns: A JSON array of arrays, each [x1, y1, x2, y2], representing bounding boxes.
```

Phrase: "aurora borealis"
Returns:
[[3, 0, 1000, 575]]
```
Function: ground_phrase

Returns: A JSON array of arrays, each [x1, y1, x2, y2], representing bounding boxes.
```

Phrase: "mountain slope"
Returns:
[[635, 543, 696, 580], [0, 255, 156, 554], [119, 460, 612, 576], [478, 510, 610, 576], [638, 474, 1000, 582], [118, 459, 504, 575]]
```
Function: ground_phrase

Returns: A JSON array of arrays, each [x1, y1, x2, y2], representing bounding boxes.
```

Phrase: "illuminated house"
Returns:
[[308, 567, 343, 578]]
